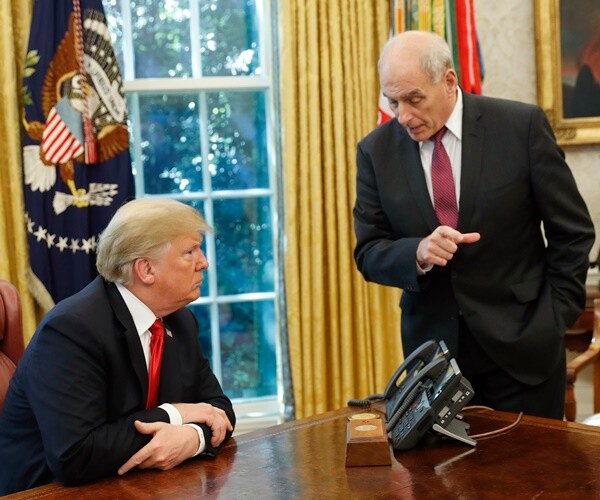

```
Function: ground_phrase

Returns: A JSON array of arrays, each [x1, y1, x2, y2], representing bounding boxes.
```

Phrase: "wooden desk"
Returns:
[[7, 407, 600, 499]]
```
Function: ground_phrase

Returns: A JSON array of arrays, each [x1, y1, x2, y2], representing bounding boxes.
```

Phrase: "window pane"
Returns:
[[199, 237, 210, 297], [198, 0, 262, 76], [214, 197, 273, 295], [189, 303, 212, 360], [102, 0, 280, 416], [130, 0, 192, 78], [219, 300, 276, 398], [180, 200, 211, 296], [133, 93, 203, 194], [208, 91, 269, 190]]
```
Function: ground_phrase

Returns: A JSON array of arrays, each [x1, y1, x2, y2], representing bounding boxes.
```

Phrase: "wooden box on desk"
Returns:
[[345, 413, 391, 467]]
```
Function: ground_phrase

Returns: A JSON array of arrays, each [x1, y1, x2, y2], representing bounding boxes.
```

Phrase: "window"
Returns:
[[103, 0, 282, 426]]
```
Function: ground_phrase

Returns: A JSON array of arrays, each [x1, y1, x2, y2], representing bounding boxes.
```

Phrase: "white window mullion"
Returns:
[[189, 0, 203, 78], [123, 76, 270, 92], [257, 0, 268, 76], [128, 93, 146, 196], [120, 0, 135, 80], [197, 90, 222, 380], [192, 292, 276, 306]]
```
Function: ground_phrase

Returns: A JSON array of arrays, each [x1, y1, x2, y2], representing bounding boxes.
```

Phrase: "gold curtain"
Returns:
[[280, 0, 403, 418], [0, 0, 41, 343]]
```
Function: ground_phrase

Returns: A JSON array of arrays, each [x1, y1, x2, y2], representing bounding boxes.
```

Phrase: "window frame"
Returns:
[[111, 0, 284, 429]]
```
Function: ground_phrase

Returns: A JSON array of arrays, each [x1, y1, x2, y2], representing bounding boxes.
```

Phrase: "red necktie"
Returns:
[[431, 127, 459, 228], [146, 319, 165, 409]]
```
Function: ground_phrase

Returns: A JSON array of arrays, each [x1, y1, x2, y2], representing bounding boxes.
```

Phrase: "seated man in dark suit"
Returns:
[[0, 198, 235, 494]]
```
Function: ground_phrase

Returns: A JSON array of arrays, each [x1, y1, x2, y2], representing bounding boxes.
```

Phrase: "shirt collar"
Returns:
[[115, 282, 157, 339], [418, 87, 463, 147], [445, 87, 463, 141]]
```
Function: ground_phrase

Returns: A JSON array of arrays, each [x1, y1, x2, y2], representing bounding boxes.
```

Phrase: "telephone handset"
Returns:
[[347, 339, 449, 407], [382, 339, 449, 403], [385, 356, 449, 444]]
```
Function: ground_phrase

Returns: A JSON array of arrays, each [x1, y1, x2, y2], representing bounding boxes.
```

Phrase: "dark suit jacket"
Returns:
[[353, 92, 595, 386], [0, 276, 235, 494]]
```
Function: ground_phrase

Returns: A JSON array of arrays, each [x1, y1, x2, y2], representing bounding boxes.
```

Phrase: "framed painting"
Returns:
[[534, 0, 600, 145]]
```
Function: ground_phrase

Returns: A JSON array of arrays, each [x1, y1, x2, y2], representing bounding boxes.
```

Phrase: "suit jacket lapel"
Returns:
[[397, 125, 440, 232], [159, 317, 181, 403], [458, 92, 485, 232], [105, 281, 149, 401]]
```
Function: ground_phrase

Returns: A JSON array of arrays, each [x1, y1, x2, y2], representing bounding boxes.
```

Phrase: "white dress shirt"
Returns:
[[418, 88, 464, 208], [415, 88, 463, 274]]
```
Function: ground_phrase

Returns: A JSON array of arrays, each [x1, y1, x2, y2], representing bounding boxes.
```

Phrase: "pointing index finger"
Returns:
[[118, 442, 152, 475]]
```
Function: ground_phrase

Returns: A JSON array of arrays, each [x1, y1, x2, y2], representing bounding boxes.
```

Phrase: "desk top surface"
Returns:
[[8, 407, 600, 499]]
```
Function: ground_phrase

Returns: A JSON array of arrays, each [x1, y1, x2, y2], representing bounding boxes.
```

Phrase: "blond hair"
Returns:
[[96, 198, 210, 284]]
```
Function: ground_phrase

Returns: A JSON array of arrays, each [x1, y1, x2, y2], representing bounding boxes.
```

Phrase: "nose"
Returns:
[[396, 106, 412, 126], [196, 249, 209, 270]]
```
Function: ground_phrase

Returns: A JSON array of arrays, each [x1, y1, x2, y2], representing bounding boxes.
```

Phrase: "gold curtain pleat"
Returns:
[[0, 0, 41, 343], [280, 0, 403, 418]]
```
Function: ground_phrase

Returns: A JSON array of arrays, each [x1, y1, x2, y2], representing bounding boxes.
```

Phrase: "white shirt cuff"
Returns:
[[159, 403, 205, 456], [159, 403, 183, 425], [185, 424, 206, 456], [417, 261, 433, 275]]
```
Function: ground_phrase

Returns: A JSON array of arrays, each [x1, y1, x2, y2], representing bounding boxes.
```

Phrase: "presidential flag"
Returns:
[[21, 0, 134, 307], [378, 0, 484, 125]]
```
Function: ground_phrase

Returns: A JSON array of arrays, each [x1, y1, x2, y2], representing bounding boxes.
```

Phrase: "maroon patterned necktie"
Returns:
[[431, 126, 458, 228], [146, 319, 165, 409]]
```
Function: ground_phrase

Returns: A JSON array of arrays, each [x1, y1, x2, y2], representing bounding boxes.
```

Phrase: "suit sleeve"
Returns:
[[529, 106, 595, 328], [26, 317, 169, 486], [353, 140, 424, 292]]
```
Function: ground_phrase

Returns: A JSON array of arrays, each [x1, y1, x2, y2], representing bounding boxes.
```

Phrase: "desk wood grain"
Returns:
[[7, 407, 600, 499]]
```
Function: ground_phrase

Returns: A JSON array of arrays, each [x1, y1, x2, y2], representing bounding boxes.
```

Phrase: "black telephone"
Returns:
[[349, 340, 475, 451], [386, 355, 475, 450]]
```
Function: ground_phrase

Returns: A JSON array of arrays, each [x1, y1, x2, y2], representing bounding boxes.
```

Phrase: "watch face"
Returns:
[[348, 412, 379, 421]]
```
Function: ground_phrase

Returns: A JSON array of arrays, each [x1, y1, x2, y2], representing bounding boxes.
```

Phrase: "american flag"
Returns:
[[22, 0, 134, 306], [41, 96, 84, 165]]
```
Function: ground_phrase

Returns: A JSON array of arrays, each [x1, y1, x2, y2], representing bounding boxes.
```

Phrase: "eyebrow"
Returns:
[[384, 89, 425, 101], [399, 89, 425, 100]]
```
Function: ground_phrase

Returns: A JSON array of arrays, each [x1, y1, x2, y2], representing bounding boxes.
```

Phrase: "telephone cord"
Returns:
[[462, 406, 524, 439], [347, 394, 385, 407], [385, 383, 425, 433]]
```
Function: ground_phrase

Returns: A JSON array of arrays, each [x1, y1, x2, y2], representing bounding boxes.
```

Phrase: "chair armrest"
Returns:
[[0, 352, 16, 414], [567, 342, 600, 382]]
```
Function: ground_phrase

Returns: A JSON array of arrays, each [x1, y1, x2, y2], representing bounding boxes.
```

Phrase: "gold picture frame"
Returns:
[[534, 0, 600, 146]]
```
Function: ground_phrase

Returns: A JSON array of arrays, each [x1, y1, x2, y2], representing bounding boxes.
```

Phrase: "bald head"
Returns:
[[378, 30, 454, 85], [377, 30, 458, 142]]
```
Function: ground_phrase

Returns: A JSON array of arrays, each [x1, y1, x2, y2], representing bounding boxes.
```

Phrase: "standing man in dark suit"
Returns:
[[0, 198, 235, 494], [353, 31, 595, 419]]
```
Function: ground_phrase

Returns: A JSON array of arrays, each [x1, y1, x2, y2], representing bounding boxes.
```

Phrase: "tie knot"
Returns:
[[149, 319, 164, 338], [432, 126, 447, 145]]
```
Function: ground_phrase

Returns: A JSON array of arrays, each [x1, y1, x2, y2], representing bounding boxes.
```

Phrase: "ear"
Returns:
[[132, 258, 155, 285], [444, 69, 458, 94]]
